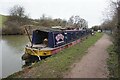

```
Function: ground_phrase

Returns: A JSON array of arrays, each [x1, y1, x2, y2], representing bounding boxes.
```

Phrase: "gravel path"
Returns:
[[64, 34, 112, 78]]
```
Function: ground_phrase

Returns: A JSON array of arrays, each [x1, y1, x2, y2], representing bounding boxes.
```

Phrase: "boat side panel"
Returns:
[[48, 32, 54, 48]]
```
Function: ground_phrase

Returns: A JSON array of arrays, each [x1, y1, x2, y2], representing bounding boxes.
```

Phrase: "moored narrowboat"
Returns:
[[22, 27, 91, 65]]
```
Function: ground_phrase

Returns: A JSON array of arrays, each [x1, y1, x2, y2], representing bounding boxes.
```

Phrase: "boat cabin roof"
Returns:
[[33, 27, 62, 32]]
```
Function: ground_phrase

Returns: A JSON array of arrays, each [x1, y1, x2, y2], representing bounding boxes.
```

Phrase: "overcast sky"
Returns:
[[0, 0, 109, 27]]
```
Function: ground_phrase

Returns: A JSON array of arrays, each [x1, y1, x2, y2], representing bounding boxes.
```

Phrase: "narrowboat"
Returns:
[[22, 27, 91, 65]]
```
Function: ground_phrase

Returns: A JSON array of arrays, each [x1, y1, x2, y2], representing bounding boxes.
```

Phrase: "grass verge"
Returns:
[[0, 14, 7, 28], [107, 45, 119, 78], [7, 33, 103, 78]]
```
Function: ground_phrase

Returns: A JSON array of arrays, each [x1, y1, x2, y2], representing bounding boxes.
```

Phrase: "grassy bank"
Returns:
[[0, 14, 7, 28], [7, 33, 103, 78], [107, 45, 119, 78]]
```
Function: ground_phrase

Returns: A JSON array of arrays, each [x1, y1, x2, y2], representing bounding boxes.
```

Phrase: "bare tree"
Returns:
[[3, 5, 29, 35], [9, 5, 25, 17], [68, 15, 88, 29]]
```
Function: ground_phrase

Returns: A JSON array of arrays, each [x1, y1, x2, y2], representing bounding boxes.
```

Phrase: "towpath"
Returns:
[[64, 34, 112, 78]]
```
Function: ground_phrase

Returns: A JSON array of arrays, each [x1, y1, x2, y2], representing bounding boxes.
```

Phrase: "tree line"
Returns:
[[2, 5, 88, 35]]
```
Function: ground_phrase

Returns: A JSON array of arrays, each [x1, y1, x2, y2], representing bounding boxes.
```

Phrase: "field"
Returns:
[[8, 33, 103, 78], [0, 14, 7, 28]]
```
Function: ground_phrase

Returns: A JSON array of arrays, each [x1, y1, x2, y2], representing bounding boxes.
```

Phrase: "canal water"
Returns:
[[0, 35, 29, 78]]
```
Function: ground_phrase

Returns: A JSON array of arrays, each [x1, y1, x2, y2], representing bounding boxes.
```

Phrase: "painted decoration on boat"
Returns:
[[55, 33, 64, 45]]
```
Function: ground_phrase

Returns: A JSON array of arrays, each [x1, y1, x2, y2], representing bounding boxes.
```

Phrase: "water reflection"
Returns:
[[1, 35, 29, 78]]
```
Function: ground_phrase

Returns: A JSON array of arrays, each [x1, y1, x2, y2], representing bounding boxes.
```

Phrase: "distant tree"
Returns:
[[3, 5, 30, 35], [92, 25, 101, 31], [9, 5, 25, 17], [68, 15, 88, 29], [38, 14, 67, 27], [61, 20, 67, 27], [101, 20, 114, 30], [8, 5, 29, 25], [67, 16, 74, 27], [40, 14, 46, 20]]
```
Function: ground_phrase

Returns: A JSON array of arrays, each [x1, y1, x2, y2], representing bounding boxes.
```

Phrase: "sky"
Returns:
[[0, 0, 109, 27]]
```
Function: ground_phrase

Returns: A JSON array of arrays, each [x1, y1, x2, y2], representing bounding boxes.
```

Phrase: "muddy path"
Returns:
[[64, 34, 112, 78]]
